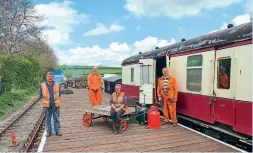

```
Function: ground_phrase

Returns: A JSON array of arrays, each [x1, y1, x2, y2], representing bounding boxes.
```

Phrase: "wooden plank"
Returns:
[[83, 105, 136, 116], [42, 89, 240, 152]]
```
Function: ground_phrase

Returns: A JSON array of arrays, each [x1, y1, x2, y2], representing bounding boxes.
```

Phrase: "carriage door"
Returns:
[[139, 58, 154, 105], [213, 48, 234, 126]]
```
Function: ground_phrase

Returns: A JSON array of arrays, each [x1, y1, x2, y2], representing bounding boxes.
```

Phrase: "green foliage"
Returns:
[[64, 70, 72, 79], [0, 56, 45, 94], [0, 87, 37, 120]]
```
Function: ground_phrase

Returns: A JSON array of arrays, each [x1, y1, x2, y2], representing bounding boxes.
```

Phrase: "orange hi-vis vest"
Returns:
[[112, 92, 128, 112], [41, 82, 60, 108]]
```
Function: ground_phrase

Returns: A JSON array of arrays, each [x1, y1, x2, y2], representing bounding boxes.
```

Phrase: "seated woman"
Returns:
[[110, 84, 128, 135]]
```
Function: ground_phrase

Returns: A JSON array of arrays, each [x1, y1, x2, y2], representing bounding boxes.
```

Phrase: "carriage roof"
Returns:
[[122, 22, 252, 66]]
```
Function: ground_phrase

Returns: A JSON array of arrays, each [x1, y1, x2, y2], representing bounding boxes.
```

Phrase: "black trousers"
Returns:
[[110, 108, 125, 130]]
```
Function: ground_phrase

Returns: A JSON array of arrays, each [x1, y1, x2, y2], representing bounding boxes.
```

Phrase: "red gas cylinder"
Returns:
[[147, 105, 161, 129]]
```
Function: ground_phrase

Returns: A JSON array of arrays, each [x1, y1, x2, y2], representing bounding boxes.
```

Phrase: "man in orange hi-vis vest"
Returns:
[[157, 67, 179, 126], [88, 66, 103, 107], [40, 71, 62, 137]]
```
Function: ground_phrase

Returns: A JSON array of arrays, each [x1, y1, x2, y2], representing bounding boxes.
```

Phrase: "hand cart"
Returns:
[[82, 104, 136, 132]]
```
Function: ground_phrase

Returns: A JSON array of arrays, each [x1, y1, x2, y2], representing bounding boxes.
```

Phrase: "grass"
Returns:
[[60, 65, 122, 78], [0, 87, 38, 120]]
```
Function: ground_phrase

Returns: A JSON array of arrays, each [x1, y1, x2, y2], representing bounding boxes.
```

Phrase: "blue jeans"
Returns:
[[110, 108, 125, 130], [44, 107, 61, 133]]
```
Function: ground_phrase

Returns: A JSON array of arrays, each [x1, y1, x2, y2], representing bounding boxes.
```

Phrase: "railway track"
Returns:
[[0, 95, 45, 152]]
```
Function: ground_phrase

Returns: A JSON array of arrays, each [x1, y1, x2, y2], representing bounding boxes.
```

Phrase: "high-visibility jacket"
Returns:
[[41, 82, 60, 108], [157, 76, 178, 102], [112, 91, 128, 112]]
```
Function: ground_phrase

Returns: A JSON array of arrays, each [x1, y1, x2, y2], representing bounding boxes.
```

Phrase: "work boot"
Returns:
[[46, 132, 51, 137], [118, 126, 123, 133], [113, 129, 119, 135], [56, 131, 62, 136], [162, 119, 169, 125], [164, 119, 170, 123], [173, 123, 177, 127]]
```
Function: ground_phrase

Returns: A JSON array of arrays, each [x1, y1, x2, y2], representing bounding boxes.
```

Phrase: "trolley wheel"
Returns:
[[112, 119, 127, 132], [82, 113, 92, 127], [102, 116, 108, 122]]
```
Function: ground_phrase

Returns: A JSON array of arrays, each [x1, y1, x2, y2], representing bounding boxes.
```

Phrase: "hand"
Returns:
[[174, 99, 177, 102], [115, 108, 120, 112], [158, 97, 161, 102]]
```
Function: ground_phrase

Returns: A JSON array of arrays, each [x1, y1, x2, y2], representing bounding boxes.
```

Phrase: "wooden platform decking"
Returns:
[[42, 88, 239, 152]]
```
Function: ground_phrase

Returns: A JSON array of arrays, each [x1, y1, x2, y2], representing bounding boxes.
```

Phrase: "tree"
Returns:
[[0, 0, 44, 55], [64, 71, 72, 79], [0, 0, 58, 94]]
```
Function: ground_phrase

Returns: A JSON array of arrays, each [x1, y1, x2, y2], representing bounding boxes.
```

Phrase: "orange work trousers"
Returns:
[[163, 98, 177, 123], [89, 89, 102, 107]]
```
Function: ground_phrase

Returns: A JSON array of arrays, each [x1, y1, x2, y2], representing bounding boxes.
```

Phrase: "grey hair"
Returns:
[[162, 67, 168, 71]]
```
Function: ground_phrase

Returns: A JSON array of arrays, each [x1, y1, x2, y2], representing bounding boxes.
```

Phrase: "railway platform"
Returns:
[[39, 88, 242, 152]]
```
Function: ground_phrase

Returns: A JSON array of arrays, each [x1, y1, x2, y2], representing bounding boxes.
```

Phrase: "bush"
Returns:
[[0, 87, 37, 120]]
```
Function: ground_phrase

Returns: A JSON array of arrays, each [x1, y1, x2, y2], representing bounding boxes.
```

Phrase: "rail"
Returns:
[[0, 95, 45, 152], [21, 111, 45, 152], [0, 96, 40, 136]]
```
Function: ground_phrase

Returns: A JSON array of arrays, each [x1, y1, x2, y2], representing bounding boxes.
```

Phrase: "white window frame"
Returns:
[[186, 54, 203, 92], [217, 57, 231, 90]]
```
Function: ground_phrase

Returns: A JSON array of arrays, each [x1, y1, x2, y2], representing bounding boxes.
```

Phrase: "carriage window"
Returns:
[[141, 65, 152, 84], [217, 58, 231, 89], [186, 55, 203, 92], [131, 68, 134, 82]]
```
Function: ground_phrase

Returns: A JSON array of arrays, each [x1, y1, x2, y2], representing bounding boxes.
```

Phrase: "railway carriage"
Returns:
[[121, 22, 252, 141]]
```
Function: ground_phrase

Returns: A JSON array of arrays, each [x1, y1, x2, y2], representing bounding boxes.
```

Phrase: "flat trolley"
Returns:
[[82, 104, 136, 132]]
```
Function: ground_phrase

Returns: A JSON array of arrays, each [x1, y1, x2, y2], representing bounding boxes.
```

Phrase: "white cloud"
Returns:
[[207, 14, 251, 34], [35, 0, 89, 45], [232, 14, 251, 25], [124, 0, 242, 19], [56, 36, 176, 66], [220, 22, 229, 30], [42, 29, 62, 44], [84, 23, 124, 36]]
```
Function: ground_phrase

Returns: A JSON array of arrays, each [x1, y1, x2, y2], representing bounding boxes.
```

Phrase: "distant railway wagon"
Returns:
[[121, 22, 252, 141], [52, 69, 64, 84]]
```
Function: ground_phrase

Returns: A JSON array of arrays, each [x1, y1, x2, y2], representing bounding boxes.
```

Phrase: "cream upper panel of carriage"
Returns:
[[233, 44, 252, 102], [170, 51, 215, 96], [122, 64, 140, 86]]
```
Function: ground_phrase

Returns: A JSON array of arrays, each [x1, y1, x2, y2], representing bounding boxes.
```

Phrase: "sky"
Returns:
[[34, 0, 252, 67]]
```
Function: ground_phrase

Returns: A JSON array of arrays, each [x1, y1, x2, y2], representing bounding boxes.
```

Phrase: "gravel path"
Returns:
[[0, 96, 43, 152]]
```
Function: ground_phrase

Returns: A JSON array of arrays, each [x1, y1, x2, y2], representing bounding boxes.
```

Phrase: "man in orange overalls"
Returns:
[[157, 67, 179, 126], [88, 66, 102, 107]]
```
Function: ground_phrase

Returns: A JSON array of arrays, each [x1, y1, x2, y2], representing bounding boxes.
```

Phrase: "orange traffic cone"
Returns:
[[9, 132, 17, 147]]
